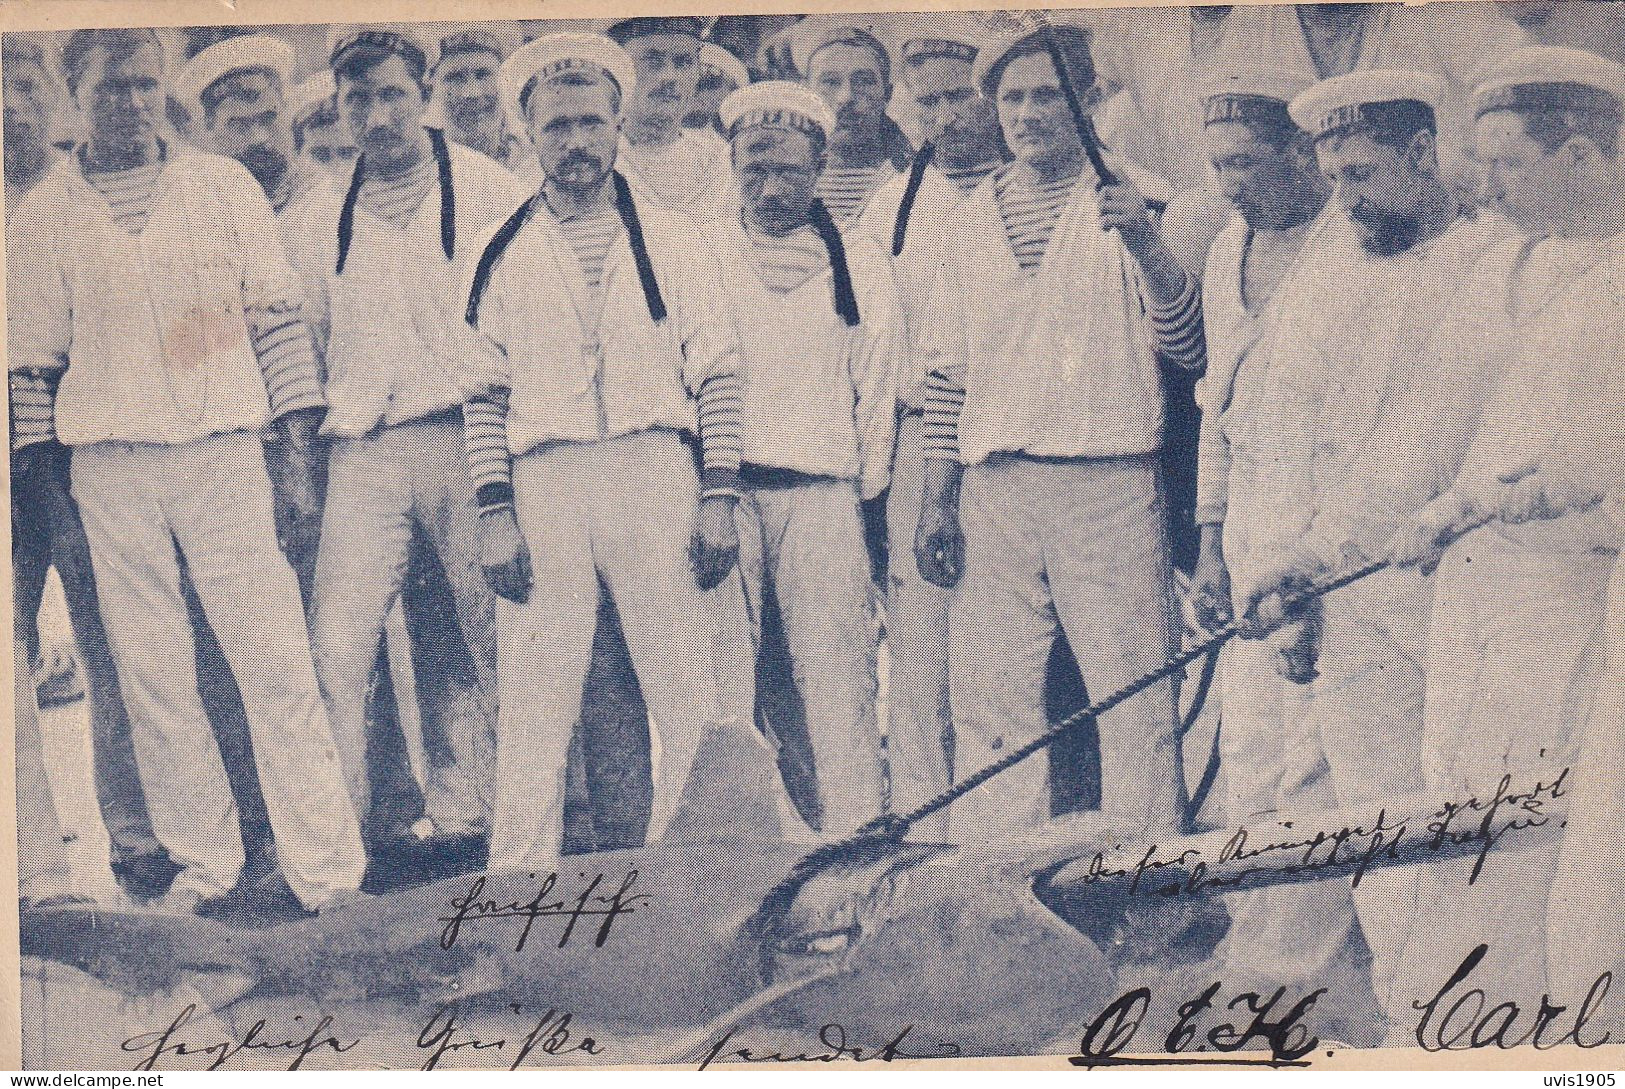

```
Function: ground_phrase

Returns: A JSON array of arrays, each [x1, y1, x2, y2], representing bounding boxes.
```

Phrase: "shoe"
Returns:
[[197, 877, 313, 924], [33, 645, 85, 708], [111, 850, 182, 900]]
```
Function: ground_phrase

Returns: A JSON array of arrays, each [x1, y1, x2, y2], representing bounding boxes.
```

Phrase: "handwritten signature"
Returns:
[[438, 869, 651, 953], [1069, 981, 1324, 1068]]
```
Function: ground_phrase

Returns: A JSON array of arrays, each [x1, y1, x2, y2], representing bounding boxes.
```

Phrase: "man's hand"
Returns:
[[266, 409, 325, 567], [479, 507, 533, 604], [1272, 604, 1323, 685], [914, 457, 965, 589], [1496, 469, 1601, 526], [1238, 549, 1323, 639], [689, 495, 740, 592], [1096, 176, 1158, 258], [1190, 526, 1233, 633]]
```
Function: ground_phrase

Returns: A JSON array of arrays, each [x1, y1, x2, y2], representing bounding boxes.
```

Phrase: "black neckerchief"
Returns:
[[892, 142, 934, 257], [465, 170, 667, 327], [336, 127, 455, 275], [809, 198, 859, 327]]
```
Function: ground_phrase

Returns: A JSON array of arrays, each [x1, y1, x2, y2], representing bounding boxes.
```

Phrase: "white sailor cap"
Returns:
[[289, 72, 338, 128], [788, 16, 892, 83], [326, 24, 436, 78], [720, 79, 835, 142], [431, 22, 526, 70], [501, 32, 636, 125], [896, 13, 990, 67], [699, 43, 750, 90], [174, 34, 294, 117], [1200, 66, 1314, 126], [1472, 45, 1625, 119], [1289, 68, 1443, 140]]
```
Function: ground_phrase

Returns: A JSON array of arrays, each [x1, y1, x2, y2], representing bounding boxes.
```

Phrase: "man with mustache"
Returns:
[[913, 26, 1205, 843], [290, 73, 358, 188], [1370, 47, 1625, 1025], [605, 17, 731, 223], [699, 80, 902, 835], [849, 15, 1003, 840], [5, 33, 174, 903], [1234, 69, 1512, 1034], [7, 27, 363, 915], [683, 43, 749, 148], [429, 24, 532, 177], [290, 25, 528, 857], [791, 20, 899, 227], [176, 35, 315, 219], [460, 32, 765, 868]]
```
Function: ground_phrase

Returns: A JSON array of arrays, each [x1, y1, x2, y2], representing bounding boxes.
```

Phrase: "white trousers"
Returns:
[[72, 432, 364, 908], [488, 431, 756, 873], [310, 416, 499, 835], [1390, 534, 1614, 1016], [946, 454, 1183, 841], [739, 476, 884, 836], [885, 415, 954, 840]]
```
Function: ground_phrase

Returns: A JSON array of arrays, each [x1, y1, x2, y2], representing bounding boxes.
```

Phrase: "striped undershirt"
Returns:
[[943, 160, 999, 195], [357, 155, 435, 228], [918, 164, 1206, 460], [11, 156, 325, 449], [993, 164, 1079, 275], [464, 207, 745, 512], [744, 226, 829, 293], [816, 163, 893, 227]]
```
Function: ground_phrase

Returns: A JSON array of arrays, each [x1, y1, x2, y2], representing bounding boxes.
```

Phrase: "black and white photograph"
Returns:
[[4, 0, 1623, 1071]]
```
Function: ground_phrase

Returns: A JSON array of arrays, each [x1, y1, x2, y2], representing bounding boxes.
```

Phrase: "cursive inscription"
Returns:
[[122, 1003, 360, 1071], [416, 1002, 604, 1069], [696, 1024, 962, 1069], [1413, 944, 1613, 1052], [438, 869, 650, 953]]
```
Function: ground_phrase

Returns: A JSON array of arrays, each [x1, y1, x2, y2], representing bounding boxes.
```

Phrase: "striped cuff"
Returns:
[[10, 368, 60, 451], [921, 368, 965, 461], [697, 371, 743, 498], [247, 304, 327, 418], [1148, 271, 1205, 371], [464, 391, 514, 513]]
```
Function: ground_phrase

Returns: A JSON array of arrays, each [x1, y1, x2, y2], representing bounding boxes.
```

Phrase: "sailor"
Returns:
[[428, 23, 533, 176], [175, 34, 320, 218], [1176, 65, 1381, 1020], [604, 17, 731, 223], [1214, 3, 1530, 189], [913, 25, 1204, 841], [1377, 47, 1625, 1019], [850, 15, 1002, 840], [1236, 68, 1514, 1029], [684, 42, 750, 144], [290, 72, 358, 187], [791, 18, 903, 226], [461, 32, 759, 869], [704, 80, 901, 835], [4, 34, 169, 901], [7, 27, 364, 914], [293, 24, 529, 846]]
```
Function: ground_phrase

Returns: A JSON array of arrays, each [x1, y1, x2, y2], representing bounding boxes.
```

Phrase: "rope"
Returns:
[[743, 558, 1390, 956]]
